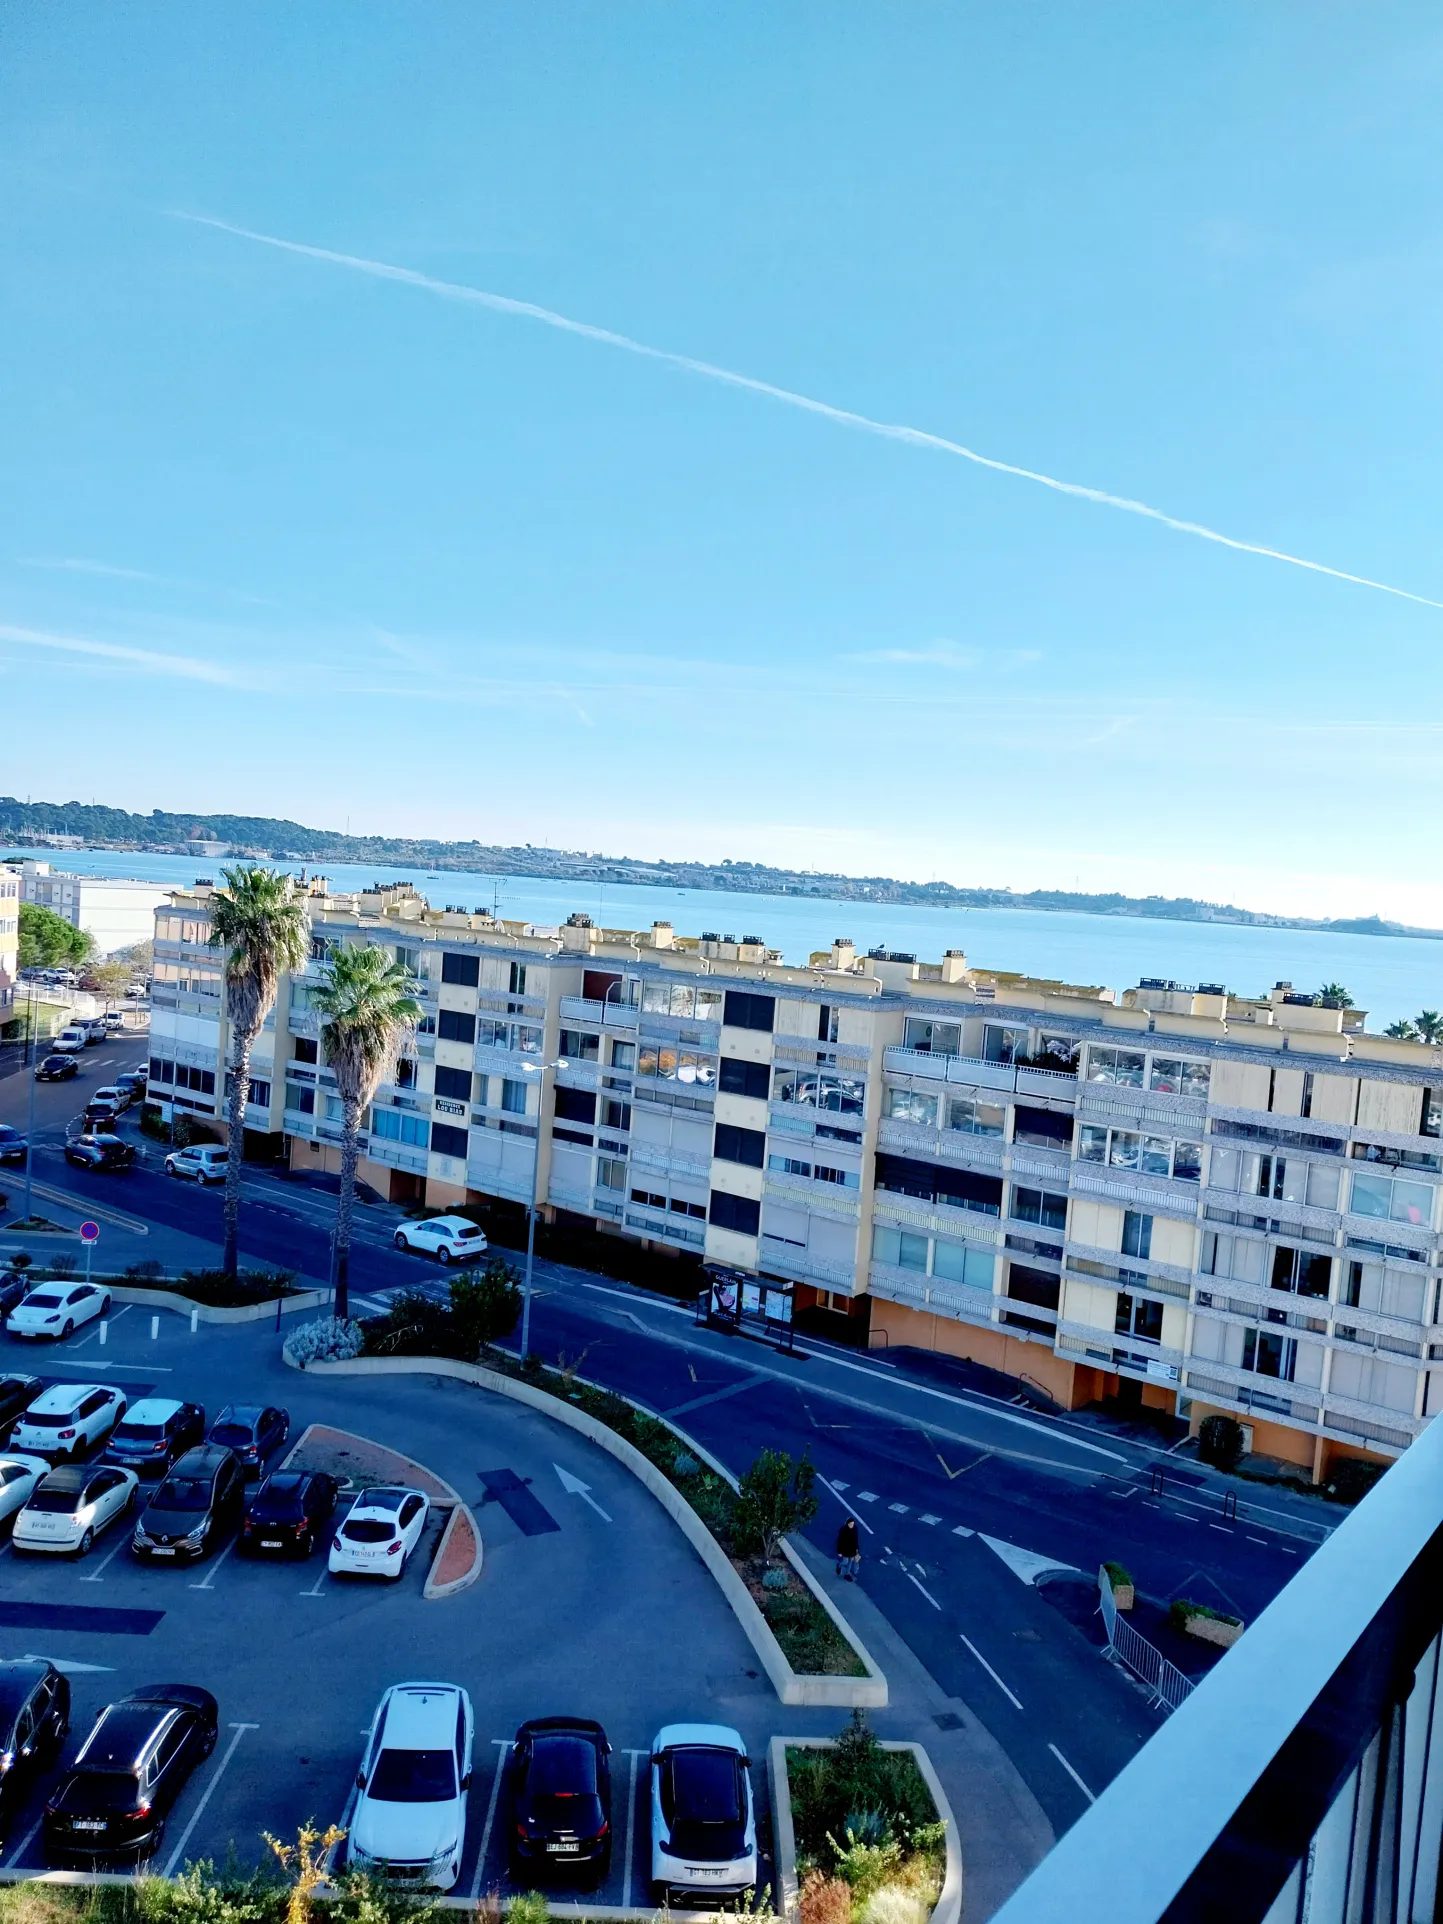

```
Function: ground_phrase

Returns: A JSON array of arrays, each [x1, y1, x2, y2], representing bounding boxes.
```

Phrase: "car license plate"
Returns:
[[547, 1844, 580, 1854], [261, 1539, 282, 1549], [151, 1545, 176, 1556], [687, 1868, 724, 1878], [73, 1820, 107, 1832]]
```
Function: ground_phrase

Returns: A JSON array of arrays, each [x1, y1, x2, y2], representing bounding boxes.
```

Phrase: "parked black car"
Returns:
[[43, 1684, 217, 1864], [104, 1400, 207, 1478], [131, 1447, 245, 1562], [510, 1718, 613, 1881], [0, 1372, 42, 1434], [206, 1404, 289, 1476], [240, 1470, 339, 1557], [64, 1135, 136, 1173], [0, 1660, 70, 1831], [0, 1126, 27, 1168], [35, 1055, 78, 1082], [114, 1071, 148, 1102]]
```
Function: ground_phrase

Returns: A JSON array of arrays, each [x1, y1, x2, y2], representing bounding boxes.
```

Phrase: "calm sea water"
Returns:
[[10, 846, 1443, 1030]]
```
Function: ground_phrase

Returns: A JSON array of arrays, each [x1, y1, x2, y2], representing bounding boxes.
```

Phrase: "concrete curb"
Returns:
[[0, 1870, 721, 1916], [279, 1421, 483, 1601], [108, 1284, 330, 1324], [769, 1736, 962, 1924], [289, 1352, 887, 1707]]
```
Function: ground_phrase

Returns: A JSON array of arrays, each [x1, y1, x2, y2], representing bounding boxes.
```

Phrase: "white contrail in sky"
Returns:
[[174, 211, 1442, 612], [0, 621, 244, 684]]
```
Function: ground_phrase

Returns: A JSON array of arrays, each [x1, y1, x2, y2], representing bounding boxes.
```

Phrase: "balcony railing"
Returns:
[[990, 1397, 1443, 1924]]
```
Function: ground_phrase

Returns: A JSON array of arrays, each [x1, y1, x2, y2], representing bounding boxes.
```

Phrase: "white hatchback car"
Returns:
[[348, 1682, 474, 1890], [0, 1454, 55, 1525], [650, 1724, 757, 1907], [13, 1462, 139, 1556], [164, 1144, 229, 1184], [7, 1282, 111, 1341], [92, 1083, 131, 1112], [392, 1216, 488, 1265], [12, 1383, 127, 1460], [329, 1486, 430, 1580]]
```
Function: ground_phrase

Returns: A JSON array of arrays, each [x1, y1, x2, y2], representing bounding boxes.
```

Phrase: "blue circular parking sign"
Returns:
[[79, 1221, 100, 1244]]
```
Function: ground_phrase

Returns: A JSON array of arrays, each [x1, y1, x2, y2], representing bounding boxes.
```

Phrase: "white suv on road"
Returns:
[[165, 1144, 229, 1184], [392, 1216, 488, 1265], [348, 1682, 474, 1890], [650, 1724, 757, 1906]]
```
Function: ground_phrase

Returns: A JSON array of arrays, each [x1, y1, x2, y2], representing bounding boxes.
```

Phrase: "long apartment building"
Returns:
[[149, 879, 1443, 1482]]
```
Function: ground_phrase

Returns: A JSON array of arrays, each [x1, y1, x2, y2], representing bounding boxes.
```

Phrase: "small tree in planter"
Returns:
[[1170, 1598, 1244, 1648], [1102, 1560, 1135, 1610], [449, 1256, 523, 1361], [1197, 1413, 1245, 1471], [734, 1447, 818, 1565]]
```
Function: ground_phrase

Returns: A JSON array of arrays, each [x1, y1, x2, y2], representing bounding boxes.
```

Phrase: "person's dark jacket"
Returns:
[[835, 1518, 860, 1559]]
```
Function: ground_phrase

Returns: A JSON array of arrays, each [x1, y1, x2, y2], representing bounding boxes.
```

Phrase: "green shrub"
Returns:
[[507, 1895, 549, 1924], [733, 1447, 818, 1562], [1103, 1560, 1133, 1590], [1169, 1598, 1241, 1631], [788, 1716, 939, 1869], [1197, 1414, 1244, 1471], [827, 1833, 902, 1903], [1325, 1459, 1388, 1506]]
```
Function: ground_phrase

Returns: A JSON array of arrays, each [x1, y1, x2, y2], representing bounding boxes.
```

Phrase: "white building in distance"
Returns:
[[21, 863, 170, 955]]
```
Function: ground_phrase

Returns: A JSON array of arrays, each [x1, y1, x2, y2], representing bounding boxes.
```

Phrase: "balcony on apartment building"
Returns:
[[991, 1398, 1443, 1924], [882, 1043, 1080, 1099]]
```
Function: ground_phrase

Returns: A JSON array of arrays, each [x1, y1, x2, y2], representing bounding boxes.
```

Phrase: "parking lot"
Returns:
[[0, 1306, 797, 1897]]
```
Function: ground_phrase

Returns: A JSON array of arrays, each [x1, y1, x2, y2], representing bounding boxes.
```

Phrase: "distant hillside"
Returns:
[[2, 795, 1438, 940]]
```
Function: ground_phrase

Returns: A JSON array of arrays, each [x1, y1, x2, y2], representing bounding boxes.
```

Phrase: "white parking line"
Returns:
[[189, 1538, 241, 1591], [4, 1818, 41, 1868], [469, 1740, 511, 1899], [1048, 1743, 1096, 1803], [79, 1527, 136, 1582], [958, 1633, 1024, 1711], [163, 1722, 258, 1874], [623, 1749, 644, 1907]]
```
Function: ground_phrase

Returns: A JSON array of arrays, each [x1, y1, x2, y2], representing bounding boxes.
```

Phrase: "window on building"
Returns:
[[1148, 1057, 1211, 1098], [1012, 1186, 1067, 1232], [285, 1084, 316, 1115], [885, 1086, 939, 1128], [293, 1036, 318, 1065], [715, 1122, 766, 1168], [723, 990, 775, 1033], [371, 1108, 430, 1148], [438, 1009, 477, 1045], [1012, 1105, 1073, 1150], [602, 1098, 631, 1132], [902, 1018, 960, 1056], [596, 1159, 627, 1190], [719, 1057, 771, 1100], [1087, 1047, 1146, 1088], [815, 1003, 841, 1043], [1121, 1210, 1152, 1259], [508, 962, 527, 995], [983, 1024, 1028, 1064], [395, 1058, 416, 1089], [434, 1066, 472, 1103], [1242, 1327, 1296, 1381], [501, 1078, 527, 1115], [1114, 1293, 1164, 1342], [394, 947, 420, 974], [948, 1096, 1005, 1138], [441, 952, 480, 988], [709, 1190, 761, 1236], [558, 1029, 601, 1062], [874, 1153, 1003, 1217], [431, 1122, 469, 1159], [247, 1078, 271, 1109], [932, 1240, 995, 1289], [1349, 1169, 1436, 1229], [772, 1066, 863, 1114], [1272, 1245, 1333, 1298], [554, 1087, 597, 1126], [1424, 1089, 1443, 1139], [610, 1040, 637, 1071], [1006, 1264, 1060, 1311], [149, 1056, 174, 1085], [632, 1187, 666, 1209]]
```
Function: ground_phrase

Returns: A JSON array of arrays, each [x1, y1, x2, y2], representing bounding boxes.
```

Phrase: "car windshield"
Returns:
[[155, 1479, 211, 1511], [343, 1518, 394, 1543], [23, 1294, 62, 1309], [114, 1422, 166, 1443], [0, 1127, 18, 1141], [28, 1487, 83, 1513], [210, 1424, 253, 1445], [19, 1411, 67, 1429], [367, 1748, 457, 1802]]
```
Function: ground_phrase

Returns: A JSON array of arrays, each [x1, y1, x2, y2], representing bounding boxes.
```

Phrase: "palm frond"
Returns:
[[311, 941, 423, 1111]]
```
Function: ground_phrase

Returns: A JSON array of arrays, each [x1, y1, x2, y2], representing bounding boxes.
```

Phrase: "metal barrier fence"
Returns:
[[1099, 1568, 1196, 1715]]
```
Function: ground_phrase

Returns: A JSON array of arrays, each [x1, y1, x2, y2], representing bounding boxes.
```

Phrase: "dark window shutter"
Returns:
[[1007, 1264, 1060, 1310], [719, 1057, 771, 1100], [723, 990, 776, 1033], [554, 1087, 597, 1125], [714, 1122, 766, 1168], [431, 1123, 469, 1159], [434, 1066, 472, 1102], [709, 1190, 761, 1236], [441, 952, 480, 987], [437, 1009, 476, 1045]]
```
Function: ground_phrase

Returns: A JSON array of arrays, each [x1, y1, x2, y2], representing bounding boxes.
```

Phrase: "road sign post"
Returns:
[[79, 1220, 100, 1290]]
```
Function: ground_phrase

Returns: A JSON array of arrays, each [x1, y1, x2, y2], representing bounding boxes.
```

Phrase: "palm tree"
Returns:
[[208, 867, 310, 1279], [309, 943, 421, 1320], [1317, 982, 1353, 1007], [1416, 1011, 1443, 1045], [1385, 1019, 1420, 1040]]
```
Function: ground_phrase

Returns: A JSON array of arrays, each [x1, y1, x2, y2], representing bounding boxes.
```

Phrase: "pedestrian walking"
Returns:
[[835, 1515, 861, 1581]]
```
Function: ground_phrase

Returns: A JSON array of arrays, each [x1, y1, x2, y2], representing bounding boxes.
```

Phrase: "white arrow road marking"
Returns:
[[469, 1740, 512, 1898], [554, 1464, 612, 1522], [163, 1722, 258, 1874], [979, 1534, 1078, 1586]]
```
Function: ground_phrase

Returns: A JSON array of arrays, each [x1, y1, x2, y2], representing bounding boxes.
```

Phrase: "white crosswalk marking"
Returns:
[[888, 1503, 909, 1514], [952, 1524, 975, 1537], [857, 1491, 878, 1503], [919, 1514, 941, 1526]]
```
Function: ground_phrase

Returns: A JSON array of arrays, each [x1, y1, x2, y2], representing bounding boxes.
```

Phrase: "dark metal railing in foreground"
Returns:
[[993, 1412, 1443, 1924]]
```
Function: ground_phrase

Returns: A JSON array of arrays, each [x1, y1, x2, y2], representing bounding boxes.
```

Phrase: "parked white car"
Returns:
[[164, 1144, 229, 1184], [392, 1216, 488, 1265], [12, 1384, 127, 1459], [92, 1083, 132, 1112], [348, 1682, 474, 1889], [52, 1027, 89, 1054], [0, 1454, 55, 1525], [13, 1462, 138, 1556], [650, 1724, 757, 1906], [329, 1486, 430, 1580], [6, 1282, 111, 1341]]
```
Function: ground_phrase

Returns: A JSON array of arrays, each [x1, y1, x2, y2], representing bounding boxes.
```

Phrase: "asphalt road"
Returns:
[[0, 1045, 1336, 1845]]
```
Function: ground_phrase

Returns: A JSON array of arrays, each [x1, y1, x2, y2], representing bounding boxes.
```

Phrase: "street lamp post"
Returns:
[[22, 980, 39, 1225], [519, 1056, 568, 1363]]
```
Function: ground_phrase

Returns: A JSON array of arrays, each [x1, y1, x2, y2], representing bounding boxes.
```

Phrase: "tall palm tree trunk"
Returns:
[[332, 1096, 362, 1320], [222, 1024, 256, 1279]]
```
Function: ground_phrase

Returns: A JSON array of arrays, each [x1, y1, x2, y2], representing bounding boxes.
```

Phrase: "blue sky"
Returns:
[[2, 6, 1440, 920]]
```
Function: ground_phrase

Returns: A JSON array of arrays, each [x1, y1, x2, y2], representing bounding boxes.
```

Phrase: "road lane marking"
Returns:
[[905, 1572, 941, 1610], [857, 1491, 878, 1503], [952, 1524, 974, 1537], [1247, 1536, 1269, 1545], [1047, 1744, 1095, 1803], [829, 1479, 848, 1492], [919, 1515, 941, 1526], [817, 1476, 874, 1533], [163, 1722, 258, 1874], [888, 1503, 909, 1515], [666, 1375, 768, 1417], [959, 1634, 1024, 1711], [469, 1740, 511, 1898], [623, 1749, 644, 1907]]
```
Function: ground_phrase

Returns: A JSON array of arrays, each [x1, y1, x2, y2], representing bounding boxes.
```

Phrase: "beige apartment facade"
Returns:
[[148, 880, 1443, 1482], [0, 864, 19, 1028]]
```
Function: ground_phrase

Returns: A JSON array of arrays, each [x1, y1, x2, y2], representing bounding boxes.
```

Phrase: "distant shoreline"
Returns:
[[4, 794, 1440, 944]]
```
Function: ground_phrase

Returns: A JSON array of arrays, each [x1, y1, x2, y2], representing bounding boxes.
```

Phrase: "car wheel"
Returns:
[[298, 1528, 313, 1557], [168, 1163, 179, 1178], [394, 1233, 410, 1253], [99, 1296, 111, 1316], [76, 1528, 93, 1557], [437, 1246, 452, 1266], [60, 1320, 73, 1340]]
